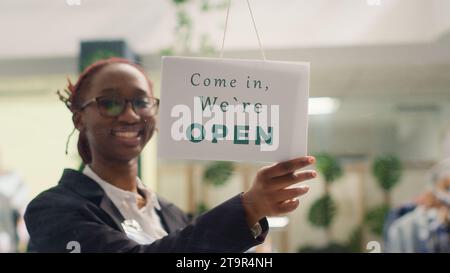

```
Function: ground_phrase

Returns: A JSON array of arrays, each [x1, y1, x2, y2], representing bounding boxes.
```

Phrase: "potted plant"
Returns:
[[307, 153, 343, 242], [364, 155, 402, 236]]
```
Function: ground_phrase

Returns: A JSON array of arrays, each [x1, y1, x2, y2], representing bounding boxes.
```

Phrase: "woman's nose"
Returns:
[[117, 101, 140, 123]]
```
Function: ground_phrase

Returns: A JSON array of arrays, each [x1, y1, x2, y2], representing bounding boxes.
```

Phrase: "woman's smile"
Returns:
[[111, 125, 145, 147]]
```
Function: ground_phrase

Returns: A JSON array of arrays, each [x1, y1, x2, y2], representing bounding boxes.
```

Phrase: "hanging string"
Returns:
[[219, 0, 231, 58], [219, 0, 266, 61], [246, 0, 266, 61]]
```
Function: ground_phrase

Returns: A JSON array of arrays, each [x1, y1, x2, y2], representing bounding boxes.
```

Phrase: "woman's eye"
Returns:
[[134, 99, 150, 108], [98, 98, 123, 114], [100, 99, 120, 108]]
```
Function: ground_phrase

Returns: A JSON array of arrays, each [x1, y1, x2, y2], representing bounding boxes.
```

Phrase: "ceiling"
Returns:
[[1, 0, 450, 58]]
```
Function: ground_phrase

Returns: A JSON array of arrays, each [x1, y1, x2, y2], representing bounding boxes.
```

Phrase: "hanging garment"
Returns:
[[0, 193, 16, 252], [385, 206, 449, 253]]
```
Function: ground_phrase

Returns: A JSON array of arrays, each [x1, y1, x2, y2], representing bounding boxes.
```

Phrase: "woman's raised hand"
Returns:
[[242, 156, 317, 227]]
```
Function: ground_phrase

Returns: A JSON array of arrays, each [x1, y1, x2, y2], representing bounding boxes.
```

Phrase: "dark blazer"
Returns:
[[24, 169, 268, 253]]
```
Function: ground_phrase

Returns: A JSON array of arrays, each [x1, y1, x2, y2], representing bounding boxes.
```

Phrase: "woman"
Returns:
[[24, 58, 316, 253]]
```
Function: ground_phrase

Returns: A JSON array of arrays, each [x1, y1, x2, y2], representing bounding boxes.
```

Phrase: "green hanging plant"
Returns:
[[164, 0, 228, 56], [203, 161, 234, 187], [372, 155, 402, 192], [308, 194, 336, 228], [315, 153, 343, 184]]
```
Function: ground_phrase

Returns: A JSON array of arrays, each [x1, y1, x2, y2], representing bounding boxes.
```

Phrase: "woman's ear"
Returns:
[[72, 112, 84, 131]]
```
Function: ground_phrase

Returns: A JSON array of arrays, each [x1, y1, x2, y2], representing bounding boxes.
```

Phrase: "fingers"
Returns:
[[246, 156, 317, 220], [260, 156, 315, 179], [274, 186, 310, 203], [276, 198, 300, 214], [271, 170, 317, 189]]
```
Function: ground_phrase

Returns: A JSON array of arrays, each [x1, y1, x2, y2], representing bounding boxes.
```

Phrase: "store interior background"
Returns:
[[0, 0, 450, 252]]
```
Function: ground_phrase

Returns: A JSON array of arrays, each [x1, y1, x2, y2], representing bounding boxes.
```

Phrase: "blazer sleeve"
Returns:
[[25, 191, 268, 253]]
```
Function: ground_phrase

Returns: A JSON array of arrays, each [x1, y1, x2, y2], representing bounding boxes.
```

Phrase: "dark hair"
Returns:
[[57, 57, 153, 164]]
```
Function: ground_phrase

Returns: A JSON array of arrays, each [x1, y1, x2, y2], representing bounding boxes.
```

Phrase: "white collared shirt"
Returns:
[[83, 165, 168, 244]]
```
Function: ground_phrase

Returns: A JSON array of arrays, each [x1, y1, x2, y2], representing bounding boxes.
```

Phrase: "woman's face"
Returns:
[[76, 63, 156, 164]]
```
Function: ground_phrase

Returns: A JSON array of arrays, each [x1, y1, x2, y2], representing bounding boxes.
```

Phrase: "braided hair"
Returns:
[[57, 57, 153, 164]]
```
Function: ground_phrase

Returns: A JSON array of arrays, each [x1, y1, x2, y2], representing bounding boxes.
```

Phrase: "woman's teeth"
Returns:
[[113, 131, 140, 138]]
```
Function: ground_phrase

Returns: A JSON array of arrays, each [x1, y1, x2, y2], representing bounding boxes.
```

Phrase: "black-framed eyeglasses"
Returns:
[[79, 96, 160, 118]]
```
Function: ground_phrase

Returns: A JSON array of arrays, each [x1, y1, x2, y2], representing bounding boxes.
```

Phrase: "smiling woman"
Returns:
[[23, 57, 316, 253]]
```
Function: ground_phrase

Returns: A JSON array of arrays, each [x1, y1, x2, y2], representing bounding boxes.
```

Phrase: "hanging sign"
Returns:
[[157, 56, 310, 162]]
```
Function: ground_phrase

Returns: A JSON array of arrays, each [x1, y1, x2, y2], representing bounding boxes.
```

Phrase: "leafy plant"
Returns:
[[315, 153, 343, 184], [308, 194, 336, 228], [200, 0, 228, 11], [372, 155, 402, 192], [159, 47, 175, 56], [173, 0, 189, 5], [364, 155, 402, 237], [81, 49, 117, 71], [203, 161, 234, 187], [306, 153, 343, 244], [346, 226, 363, 253], [196, 202, 209, 215], [297, 242, 351, 253], [162, 0, 229, 55], [364, 204, 390, 236]]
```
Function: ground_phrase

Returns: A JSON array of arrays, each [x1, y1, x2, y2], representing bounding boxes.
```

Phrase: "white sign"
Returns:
[[157, 56, 310, 163]]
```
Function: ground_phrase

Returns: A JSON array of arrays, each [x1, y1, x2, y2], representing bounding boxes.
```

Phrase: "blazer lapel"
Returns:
[[99, 196, 126, 233], [155, 198, 184, 234], [59, 169, 126, 233], [155, 208, 177, 234], [59, 169, 187, 236]]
